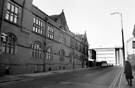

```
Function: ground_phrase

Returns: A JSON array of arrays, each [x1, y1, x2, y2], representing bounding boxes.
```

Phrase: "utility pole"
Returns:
[[111, 12, 125, 66]]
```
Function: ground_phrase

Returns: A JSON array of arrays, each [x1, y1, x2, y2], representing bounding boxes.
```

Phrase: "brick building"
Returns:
[[0, 0, 89, 76]]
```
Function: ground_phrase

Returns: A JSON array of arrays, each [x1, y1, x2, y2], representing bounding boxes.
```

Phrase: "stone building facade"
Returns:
[[0, 0, 89, 76]]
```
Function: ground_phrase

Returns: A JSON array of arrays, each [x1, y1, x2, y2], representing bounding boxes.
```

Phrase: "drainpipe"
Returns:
[[20, 0, 25, 30], [43, 17, 48, 72], [43, 42, 46, 72]]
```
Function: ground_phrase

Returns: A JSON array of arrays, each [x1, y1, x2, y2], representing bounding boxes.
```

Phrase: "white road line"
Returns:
[[68, 76, 81, 81], [109, 68, 123, 88], [60, 81, 91, 86], [118, 68, 124, 88], [112, 68, 123, 88], [109, 69, 121, 88]]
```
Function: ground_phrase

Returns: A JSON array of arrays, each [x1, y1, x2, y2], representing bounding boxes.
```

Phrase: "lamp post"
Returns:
[[111, 12, 125, 66]]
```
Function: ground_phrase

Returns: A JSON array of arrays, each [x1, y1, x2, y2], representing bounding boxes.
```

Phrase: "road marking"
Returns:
[[68, 76, 81, 81], [112, 69, 123, 88], [60, 81, 91, 86], [67, 73, 92, 82], [109, 68, 123, 88], [118, 69, 124, 88]]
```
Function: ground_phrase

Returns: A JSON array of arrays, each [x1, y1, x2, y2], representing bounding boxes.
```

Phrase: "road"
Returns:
[[0, 66, 122, 88]]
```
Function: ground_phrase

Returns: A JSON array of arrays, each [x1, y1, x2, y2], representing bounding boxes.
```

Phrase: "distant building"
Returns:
[[89, 49, 96, 60], [90, 47, 123, 66], [88, 49, 96, 66], [127, 25, 135, 66], [126, 37, 135, 66], [0, 0, 89, 76]]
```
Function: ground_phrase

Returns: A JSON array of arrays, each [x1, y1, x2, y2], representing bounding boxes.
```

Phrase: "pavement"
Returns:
[[0, 67, 91, 83], [119, 69, 135, 88]]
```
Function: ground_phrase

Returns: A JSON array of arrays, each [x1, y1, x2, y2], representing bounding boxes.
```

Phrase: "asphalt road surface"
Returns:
[[0, 66, 122, 88]]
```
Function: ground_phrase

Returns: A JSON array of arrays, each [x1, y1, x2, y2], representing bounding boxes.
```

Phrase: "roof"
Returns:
[[126, 36, 134, 43], [50, 15, 59, 21], [49, 10, 69, 31], [75, 34, 84, 39]]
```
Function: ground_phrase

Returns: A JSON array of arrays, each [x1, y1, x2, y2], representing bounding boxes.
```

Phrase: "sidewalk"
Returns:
[[0, 67, 92, 83], [119, 70, 135, 88]]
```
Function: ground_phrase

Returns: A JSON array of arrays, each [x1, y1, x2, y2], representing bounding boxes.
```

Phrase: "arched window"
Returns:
[[74, 54, 78, 64], [31, 42, 42, 58], [75, 54, 78, 59], [1, 33, 17, 54], [46, 47, 53, 60], [69, 53, 73, 63], [59, 49, 65, 62]]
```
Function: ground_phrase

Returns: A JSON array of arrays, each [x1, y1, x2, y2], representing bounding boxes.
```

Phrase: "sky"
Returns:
[[33, 0, 135, 48]]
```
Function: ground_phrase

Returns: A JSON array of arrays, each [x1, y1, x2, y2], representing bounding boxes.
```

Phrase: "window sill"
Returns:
[[4, 19, 20, 27]]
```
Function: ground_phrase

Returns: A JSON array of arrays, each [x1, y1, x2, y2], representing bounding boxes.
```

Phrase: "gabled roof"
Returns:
[[49, 10, 69, 31], [50, 15, 59, 21], [76, 32, 89, 46]]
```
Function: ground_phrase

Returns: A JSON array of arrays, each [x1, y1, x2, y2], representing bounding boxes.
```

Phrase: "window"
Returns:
[[73, 54, 78, 64], [75, 54, 78, 59], [80, 44, 82, 52], [79, 56, 82, 60], [79, 43, 81, 51], [33, 16, 43, 35], [75, 42, 78, 50], [74, 59, 77, 64], [85, 46, 88, 54], [48, 25, 54, 39], [31, 43, 42, 58], [80, 60, 82, 64], [59, 50, 65, 62], [69, 53, 73, 63], [1, 33, 17, 54], [5, 1, 19, 24], [78, 43, 81, 51], [70, 37, 74, 49], [46, 47, 53, 60], [59, 32, 65, 44]]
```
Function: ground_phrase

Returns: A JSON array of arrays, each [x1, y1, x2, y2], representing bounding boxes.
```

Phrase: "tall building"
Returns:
[[91, 47, 123, 66], [0, 0, 89, 76]]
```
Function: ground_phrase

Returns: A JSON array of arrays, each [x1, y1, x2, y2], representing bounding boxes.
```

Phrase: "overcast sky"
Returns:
[[33, 0, 135, 48]]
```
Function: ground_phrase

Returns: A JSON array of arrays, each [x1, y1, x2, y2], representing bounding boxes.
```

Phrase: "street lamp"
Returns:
[[111, 12, 125, 66]]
